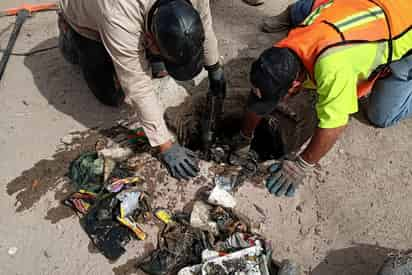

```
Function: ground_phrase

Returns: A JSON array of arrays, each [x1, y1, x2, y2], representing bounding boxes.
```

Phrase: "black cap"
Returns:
[[153, 0, 205, 81], [248, 47, 301, 115]]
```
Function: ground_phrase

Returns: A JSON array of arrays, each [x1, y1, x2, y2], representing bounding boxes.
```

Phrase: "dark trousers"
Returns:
[[58, 16, 125, 107]]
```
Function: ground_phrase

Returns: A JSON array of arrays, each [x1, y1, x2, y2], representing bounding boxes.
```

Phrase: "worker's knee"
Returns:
[[290, 0, 314, 26], [367, 109, 398, 128]]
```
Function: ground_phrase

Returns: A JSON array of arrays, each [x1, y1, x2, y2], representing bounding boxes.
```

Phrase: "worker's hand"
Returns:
[[266, 156, 314, 197], [160, 143, 199, 180], [229, 131, 253, 159], [208, 65, 226, 98]]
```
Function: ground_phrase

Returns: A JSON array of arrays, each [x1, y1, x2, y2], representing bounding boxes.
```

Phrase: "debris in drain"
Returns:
[[59, 125, 301, 273], [68, 152, 133, 193], [63, 190, 97, 215], [176, 210, 271, 275], [190, 201, 218, 234], [138, 214, 209, 275], [64, 134, 152, 260], [106, 176, 141, 193], [215, 232, 261, 252], [68, 152, 105, 193], [138, 193, 276, 275], [81, 194, 133, 260], [179, 242, 270, 275], [154, 208, 173, 224], [164, 90, 318, 190], [207, 183, 236, 208]]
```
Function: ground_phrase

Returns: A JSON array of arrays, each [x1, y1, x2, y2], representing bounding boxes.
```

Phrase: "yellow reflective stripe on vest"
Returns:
[[334, 6, 385, 32], [316, 40, 387, 79], [303, 0, 334, 26]]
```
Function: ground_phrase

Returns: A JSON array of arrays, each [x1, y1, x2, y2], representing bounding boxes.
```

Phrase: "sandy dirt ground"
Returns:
[[1, 0, 412, 274]]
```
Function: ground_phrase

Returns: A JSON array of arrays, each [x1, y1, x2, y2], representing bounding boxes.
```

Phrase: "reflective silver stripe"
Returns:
[[317, 41, 387, 74]]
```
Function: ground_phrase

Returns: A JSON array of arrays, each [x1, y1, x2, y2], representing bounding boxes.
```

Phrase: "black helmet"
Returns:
[[152, 0, 205, 81], [248, 47, 301, 115]]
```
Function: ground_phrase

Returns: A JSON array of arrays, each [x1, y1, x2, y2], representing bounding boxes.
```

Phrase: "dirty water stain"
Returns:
[[6, 129, 104, 214], [45, 191, 76, 224]]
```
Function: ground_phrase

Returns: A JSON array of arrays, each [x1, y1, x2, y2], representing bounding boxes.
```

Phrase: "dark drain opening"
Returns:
[[185, 115, 286, 162], [167, 90, 318, 163]]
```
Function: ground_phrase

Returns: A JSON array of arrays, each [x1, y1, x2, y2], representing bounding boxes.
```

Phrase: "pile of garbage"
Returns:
[[142, 201, 271, 274], [64, 150, 151, 260], [62, 127, 300, 274], [62, 127, 152, 260]]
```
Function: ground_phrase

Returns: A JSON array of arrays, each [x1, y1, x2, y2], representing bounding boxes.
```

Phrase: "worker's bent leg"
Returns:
[[290, 0, 315, 26], [58, 14, 79, 65], [262, 0, 313, 33], [58, 21, 125, 107], [70, 32, 125, 107], [367, 57, 412, 128]]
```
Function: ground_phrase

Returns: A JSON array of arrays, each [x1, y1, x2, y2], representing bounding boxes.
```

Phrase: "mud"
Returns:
[[6, 125, 151, 221], [6, 130, 101, 212]]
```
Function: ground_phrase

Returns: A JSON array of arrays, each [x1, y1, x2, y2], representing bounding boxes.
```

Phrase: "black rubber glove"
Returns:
[[160, 144, 199, 180], [207, 64, 226, 98]]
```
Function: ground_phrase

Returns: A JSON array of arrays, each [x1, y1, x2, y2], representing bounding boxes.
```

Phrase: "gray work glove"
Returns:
[[266, 156, 314, 197], [160, 144, 199, 180]]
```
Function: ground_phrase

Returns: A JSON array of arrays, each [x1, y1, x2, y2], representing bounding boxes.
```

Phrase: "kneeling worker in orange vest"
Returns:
[[231, 0, 412, 197]]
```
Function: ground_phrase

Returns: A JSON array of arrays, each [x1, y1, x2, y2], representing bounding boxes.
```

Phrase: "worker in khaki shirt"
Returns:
[[58, 0, 226, 180]]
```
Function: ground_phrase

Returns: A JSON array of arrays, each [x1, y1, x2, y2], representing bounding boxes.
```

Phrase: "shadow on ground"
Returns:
[[23, 37, 126, 129], [311, 244, 398, 275], [16, 43, 262, 219]]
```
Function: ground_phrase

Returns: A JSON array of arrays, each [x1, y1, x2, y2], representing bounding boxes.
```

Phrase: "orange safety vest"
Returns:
[[277, 0, 412, 98]]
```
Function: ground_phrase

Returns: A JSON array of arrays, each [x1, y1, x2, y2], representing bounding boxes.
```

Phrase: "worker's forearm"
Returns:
[[301, 126, 346, 164], [241, 111, 262, 138], [158, 140, 173, 153], [201, 0, 220, 68]]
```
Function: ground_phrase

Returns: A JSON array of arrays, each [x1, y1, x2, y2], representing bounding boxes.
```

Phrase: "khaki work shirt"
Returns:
[[59, 0, 220, 146]]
